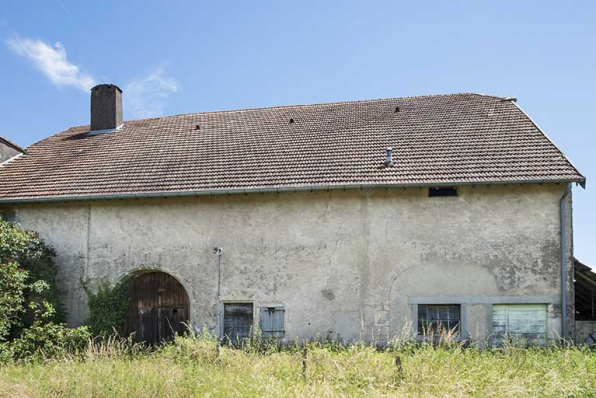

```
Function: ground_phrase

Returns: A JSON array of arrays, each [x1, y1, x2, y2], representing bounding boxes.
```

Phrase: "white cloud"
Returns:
[[7, 37, 95, 92], [7, 37, 180, 118], [125, 68, 179, 119]]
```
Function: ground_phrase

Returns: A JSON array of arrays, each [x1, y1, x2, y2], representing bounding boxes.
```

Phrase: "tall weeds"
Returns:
[[0, 328, 595, 397]]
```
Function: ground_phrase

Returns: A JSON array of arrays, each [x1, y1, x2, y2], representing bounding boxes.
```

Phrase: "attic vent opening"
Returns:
[[429, 187, 458, 197], [195, 125, 200, 130], [289, 118, 294, 124], [395, 106, 400, 113]]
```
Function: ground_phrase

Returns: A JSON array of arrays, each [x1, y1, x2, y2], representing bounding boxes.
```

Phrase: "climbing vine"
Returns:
[[84, 281, 130, 337]]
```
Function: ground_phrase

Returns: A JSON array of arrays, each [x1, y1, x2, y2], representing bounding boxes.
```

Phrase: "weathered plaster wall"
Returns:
[[10, 184, 573, 344]]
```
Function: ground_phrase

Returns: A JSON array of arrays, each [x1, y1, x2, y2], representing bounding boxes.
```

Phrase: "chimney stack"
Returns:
[[90, 84, 122, 132]]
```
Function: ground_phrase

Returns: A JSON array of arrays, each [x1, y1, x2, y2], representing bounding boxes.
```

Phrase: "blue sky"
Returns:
[[1, 1, 594, 264]]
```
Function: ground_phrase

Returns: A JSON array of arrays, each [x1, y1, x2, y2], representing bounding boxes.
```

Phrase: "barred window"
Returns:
[[223, 303, 254, 341], [418, 304, 460, 334]]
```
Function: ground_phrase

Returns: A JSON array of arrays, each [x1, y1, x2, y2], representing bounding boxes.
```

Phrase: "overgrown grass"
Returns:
[[0, 332, 595, 397]]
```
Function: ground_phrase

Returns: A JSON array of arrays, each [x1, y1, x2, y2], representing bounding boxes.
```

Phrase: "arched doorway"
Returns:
[[125, 271, 190, 344]]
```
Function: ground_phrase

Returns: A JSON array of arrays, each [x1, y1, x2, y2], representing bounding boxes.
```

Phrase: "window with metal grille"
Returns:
[[223, 303, 253, 341], [418, 304, 460, 334], [260, 306, 285, 338]]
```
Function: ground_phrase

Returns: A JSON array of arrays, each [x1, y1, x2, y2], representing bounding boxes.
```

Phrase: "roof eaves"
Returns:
[[0, 178, 585, 204]]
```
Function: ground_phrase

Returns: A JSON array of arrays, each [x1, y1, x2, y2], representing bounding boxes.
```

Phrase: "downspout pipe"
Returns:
[[560, 183, 572, 341]]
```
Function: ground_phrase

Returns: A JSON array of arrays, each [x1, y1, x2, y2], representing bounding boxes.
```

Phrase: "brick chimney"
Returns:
[[90, 84, 122, 132]]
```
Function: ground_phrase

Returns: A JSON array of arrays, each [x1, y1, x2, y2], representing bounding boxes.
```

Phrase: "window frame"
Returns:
[[410, 300, 468, 340], [417, 304, 461, 335], [491, 303, 548, 345], [219, 301, 255, 342]]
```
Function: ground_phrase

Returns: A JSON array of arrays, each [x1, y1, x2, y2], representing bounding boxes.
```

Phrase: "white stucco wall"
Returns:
[[7, 183, 574, 344]]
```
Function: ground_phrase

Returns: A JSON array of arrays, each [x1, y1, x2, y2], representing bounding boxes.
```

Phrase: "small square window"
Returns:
[[418, 304, 460, 334], [429, 187, 458, 197], [0, 212, 16, 223]]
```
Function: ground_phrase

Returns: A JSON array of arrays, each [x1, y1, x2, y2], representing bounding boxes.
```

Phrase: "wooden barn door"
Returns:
[[126, 272, 190, 344]]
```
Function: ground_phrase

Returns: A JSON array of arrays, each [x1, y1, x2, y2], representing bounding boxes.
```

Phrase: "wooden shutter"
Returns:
[[260, 306, 285, 338], [492, 304, 547, 345]]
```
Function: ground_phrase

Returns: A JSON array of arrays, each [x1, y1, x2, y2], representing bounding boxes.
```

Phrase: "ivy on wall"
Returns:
[[84, 281, 130, 337]]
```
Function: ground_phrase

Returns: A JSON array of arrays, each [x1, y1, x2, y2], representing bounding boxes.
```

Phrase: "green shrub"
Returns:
[[0, 261, 28, 342], [0, 221, 92, 363], [0, 221, 64, 341], [0, 301, 91, 363], [84, 281, 129, 337], [9, 320, 91, 361]]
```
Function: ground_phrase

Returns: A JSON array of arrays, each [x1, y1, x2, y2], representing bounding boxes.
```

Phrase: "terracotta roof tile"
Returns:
[[0, 93, 585, 201]]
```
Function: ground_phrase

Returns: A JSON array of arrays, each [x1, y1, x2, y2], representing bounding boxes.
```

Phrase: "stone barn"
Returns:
[[0, 85, 586, 345]]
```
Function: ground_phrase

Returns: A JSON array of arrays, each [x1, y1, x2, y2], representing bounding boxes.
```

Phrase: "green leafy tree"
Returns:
[[0, 261, 28, 341], [0, 221, 65, 341]]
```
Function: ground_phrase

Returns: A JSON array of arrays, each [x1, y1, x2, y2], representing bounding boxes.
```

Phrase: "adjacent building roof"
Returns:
[[0, 136, 25, 154], [0, 93, 585, 202], [575, 259, 596, 321]]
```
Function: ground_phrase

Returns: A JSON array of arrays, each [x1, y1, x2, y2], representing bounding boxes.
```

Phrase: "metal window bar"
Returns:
[[418, 304, 460, 334]]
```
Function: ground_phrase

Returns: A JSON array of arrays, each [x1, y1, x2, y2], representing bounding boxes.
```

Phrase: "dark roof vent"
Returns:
[[385, 147, 394, 167], [395, 106, 400, 113], [289, 118, 294, 124], [195, 124, 200, 130]]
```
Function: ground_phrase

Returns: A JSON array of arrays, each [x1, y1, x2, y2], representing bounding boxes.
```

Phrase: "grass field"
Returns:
[[1, 335, 595, 398]]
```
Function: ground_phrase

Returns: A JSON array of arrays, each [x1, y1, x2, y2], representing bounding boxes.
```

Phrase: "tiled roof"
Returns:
[[0, 93, 585, 202]]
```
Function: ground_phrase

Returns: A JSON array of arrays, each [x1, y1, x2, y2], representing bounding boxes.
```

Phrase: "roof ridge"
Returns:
[[56, 92, 510, 130], [122, 92, 508, 123]]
